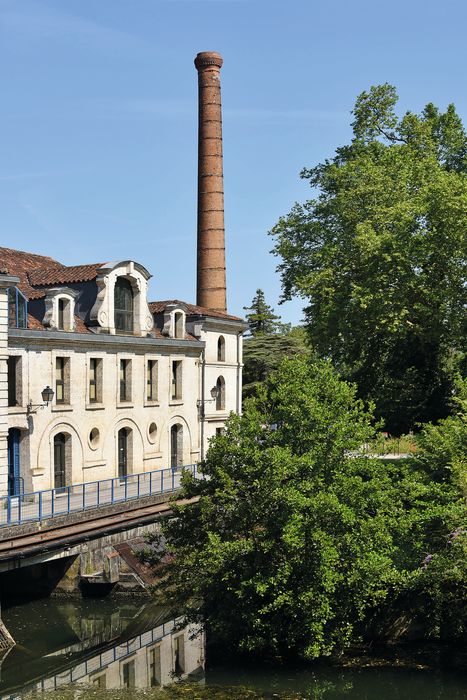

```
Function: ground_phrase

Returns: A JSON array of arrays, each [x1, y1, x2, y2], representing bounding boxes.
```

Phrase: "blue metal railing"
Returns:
[[0, 464, 199, 527]]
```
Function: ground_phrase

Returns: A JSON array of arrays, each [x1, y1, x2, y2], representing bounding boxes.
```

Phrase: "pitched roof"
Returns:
[[0, 247, 64, 299], [28, 263, 103, 287], [149, 300, 244, 322]]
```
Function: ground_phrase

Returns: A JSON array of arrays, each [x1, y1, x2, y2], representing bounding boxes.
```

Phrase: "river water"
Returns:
[[0, 598, 466, 699]]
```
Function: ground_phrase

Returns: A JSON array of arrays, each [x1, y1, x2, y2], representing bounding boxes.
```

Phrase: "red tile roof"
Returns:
[[28, 263, 104, 287], [149, 300, 244, 322], [0, 247, 64, 299]]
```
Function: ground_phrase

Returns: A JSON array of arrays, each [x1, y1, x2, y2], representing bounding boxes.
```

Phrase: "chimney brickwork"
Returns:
[[194, 51, 227, 313]]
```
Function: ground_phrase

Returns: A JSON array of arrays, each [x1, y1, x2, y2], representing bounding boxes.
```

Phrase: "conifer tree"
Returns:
[[243, 289, 288, 336]]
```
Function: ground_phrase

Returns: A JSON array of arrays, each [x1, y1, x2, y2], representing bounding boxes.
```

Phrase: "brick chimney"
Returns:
[[194, 51, 227, 313]]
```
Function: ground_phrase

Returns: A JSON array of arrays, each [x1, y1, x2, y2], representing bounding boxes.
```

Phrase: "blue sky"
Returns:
[[1, 0, 466, 323]]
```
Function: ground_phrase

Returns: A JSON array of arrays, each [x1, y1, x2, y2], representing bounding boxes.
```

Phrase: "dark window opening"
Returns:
[[217, 336, 225, 362], [54, 433, 68, 489], [171, 361, 182, 400], [114, 278, 134, 332], [7, 356, 20, 406], [216, 376, 225, 411]]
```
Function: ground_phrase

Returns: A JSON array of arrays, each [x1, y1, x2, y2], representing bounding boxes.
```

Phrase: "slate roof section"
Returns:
[[149, 300, 244, 322]]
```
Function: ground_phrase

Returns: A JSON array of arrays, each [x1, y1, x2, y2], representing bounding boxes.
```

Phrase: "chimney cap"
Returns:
[[194, 51, 223, 71]]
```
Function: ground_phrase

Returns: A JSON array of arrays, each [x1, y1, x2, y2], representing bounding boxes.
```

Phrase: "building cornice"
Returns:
[[8, 328, 204, 352]]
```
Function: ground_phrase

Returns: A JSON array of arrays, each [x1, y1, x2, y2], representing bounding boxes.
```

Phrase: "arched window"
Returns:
[[217, 336, 225, 362], [118, 427, 132, 478], [114, 278, 134, 332], [54, 433, 70, 489], [170, 424, 183, 468], [216, 376, 225, 411]]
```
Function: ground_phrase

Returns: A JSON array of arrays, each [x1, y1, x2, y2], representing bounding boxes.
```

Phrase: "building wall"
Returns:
[[5, 321, 243, 494]]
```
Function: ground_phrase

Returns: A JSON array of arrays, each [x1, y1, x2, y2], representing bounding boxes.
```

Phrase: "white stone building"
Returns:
[[0, 51, 247, 500], [0, 250, 245, 497]]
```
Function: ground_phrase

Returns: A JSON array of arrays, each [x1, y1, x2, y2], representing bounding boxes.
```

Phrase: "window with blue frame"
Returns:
[[7, 287, 28, 328]]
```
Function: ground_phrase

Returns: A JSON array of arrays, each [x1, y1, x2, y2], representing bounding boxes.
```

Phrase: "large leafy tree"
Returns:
[[271, 85, 467, 432], [144, 357, 408, 659]]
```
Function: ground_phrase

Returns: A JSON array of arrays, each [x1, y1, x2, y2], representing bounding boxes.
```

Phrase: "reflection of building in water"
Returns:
[[0, 605, 204, 698]]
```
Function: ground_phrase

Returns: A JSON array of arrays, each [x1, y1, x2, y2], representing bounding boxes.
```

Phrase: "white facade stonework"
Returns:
[[0, 253, 246, 498]]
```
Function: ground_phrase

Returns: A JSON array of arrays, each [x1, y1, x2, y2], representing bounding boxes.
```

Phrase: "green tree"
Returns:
[[143, 356, 411, 660], [271, 85, 467, 433], [379, 378, 467, 640], [242, 326, 310, 398], [243, 289, 289, 336]]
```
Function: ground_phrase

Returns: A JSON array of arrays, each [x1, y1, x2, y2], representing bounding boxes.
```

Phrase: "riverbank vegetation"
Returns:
[[144, 357, 467, 660]]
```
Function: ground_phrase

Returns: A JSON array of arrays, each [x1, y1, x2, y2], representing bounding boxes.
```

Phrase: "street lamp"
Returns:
[[27, 386, 54, 415], [197, 385, 219, 416]]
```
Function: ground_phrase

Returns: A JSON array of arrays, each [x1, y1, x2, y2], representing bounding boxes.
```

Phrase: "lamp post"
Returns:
[[27, 386, 54, 415]]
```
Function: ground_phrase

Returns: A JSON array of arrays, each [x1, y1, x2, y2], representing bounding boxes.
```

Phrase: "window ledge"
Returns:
[[169, 399, 184, 406], [86, 403, 105, 411], [52, 404, 73, 412], [117, 402, 134, 409], [144, 400, 160, 408]]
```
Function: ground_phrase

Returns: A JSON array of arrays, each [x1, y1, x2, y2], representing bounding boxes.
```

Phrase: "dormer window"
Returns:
[[43, 288, 77, 332], [115, 278, 134, 332]]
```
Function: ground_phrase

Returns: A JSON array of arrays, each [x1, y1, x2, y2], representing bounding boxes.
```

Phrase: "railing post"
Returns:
[[149, 471, 152, 495], [97, 480, 100, 506], [68, 485, 71, 514], [39, 491, 42, 520], [124, 477, 128, 501], [161, 469, 164, 493], [137, 473, 140, 498], [111, 478, 115, 504], [83, 483, 86, 510], [51, 489, 55, 517], [172, 468, 175, 492], [7, 496, 11, 525]]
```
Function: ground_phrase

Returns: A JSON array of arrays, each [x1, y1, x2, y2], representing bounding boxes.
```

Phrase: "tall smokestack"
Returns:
[[194, 51, 227, 312]]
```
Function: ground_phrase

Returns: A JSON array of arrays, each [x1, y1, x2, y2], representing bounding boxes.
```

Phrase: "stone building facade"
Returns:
[[0, 51, 246, 499], [0, 251, 244, 497]]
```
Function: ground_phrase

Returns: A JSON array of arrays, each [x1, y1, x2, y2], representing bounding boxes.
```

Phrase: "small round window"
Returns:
[[148, 422, 158, 444], [89, 428, 100, 449]]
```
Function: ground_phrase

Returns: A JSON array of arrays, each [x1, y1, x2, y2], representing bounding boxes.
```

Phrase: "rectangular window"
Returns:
[[119, 359, 131, 402], [146, 360, 158, 401], [173, 634, 185, 675], [58, 299, 65, 330], [92, 674, 106, 688], [149, 645, 161, 687], [171, 361, 182, 400], [7, 356, 21, 407], [89, 358, 102, 403], [122, 660, 136, 688], [56, 357, 65, 403]]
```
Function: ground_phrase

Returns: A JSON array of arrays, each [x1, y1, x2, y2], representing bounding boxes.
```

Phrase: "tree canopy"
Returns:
[[270, 85, 467, 432], [143, 356, 467, 660]]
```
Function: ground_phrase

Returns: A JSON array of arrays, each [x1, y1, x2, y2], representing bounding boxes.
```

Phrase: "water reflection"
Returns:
[[0, 599, 204, 697]]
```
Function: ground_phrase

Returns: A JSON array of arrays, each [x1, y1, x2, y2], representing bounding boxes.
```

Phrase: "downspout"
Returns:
[[236, 331, 242, 415], [200, 348, 206, 461]]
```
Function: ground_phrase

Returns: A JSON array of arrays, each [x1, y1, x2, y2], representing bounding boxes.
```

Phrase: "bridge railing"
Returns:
[[0, 464, 200, 527]]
